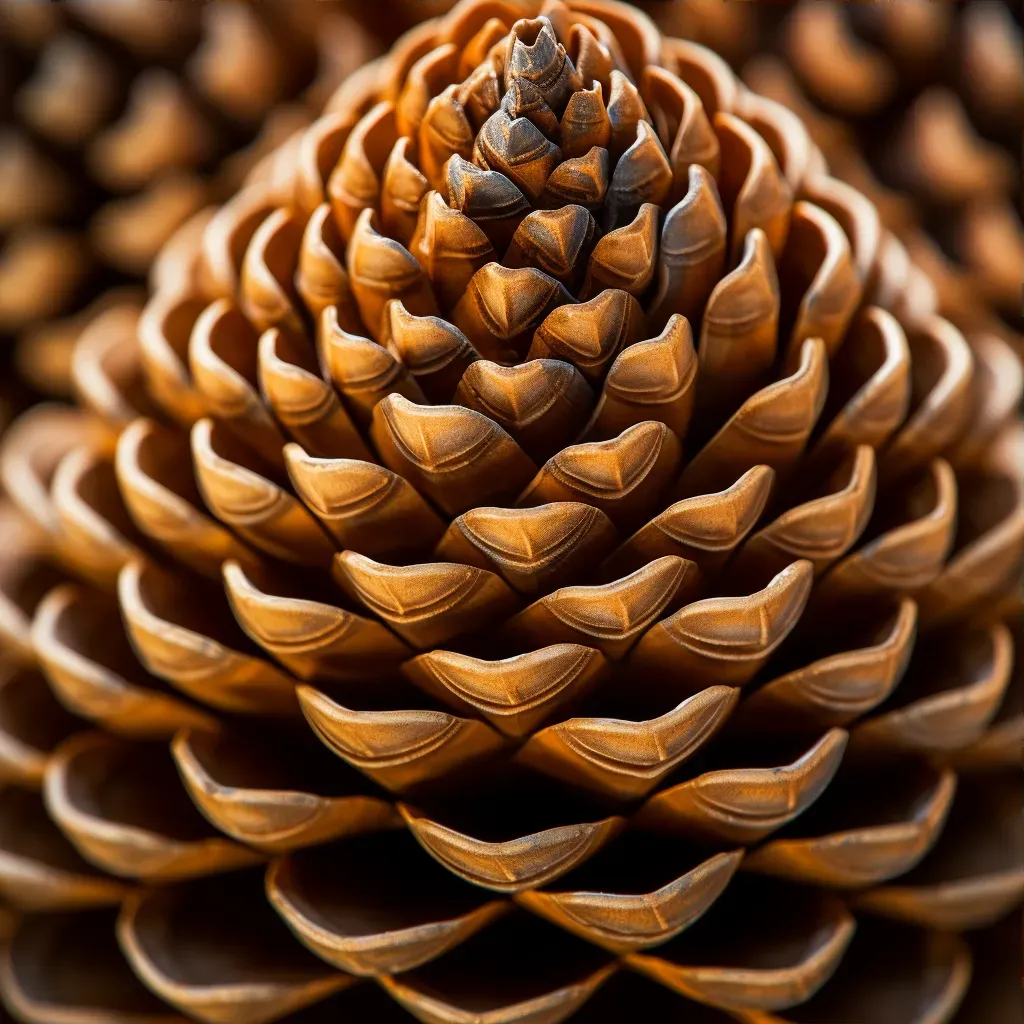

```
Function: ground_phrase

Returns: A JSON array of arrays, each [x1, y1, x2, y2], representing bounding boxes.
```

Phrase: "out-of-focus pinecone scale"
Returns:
[[725, 0, 1024, 339], [0, 0, 392, 419], [0, 2, 1020, 1023]]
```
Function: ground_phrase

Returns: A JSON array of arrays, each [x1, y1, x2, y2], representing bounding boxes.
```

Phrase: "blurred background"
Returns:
[[0, 0, 408, 424], [1, 0, 1021, 428]]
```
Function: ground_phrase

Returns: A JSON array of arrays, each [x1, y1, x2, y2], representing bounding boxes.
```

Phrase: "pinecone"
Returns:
[[0, 0, 386, 412], [0, 2, 1021, 1023]]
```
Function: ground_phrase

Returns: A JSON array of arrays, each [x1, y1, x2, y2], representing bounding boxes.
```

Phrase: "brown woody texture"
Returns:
[[0, 2, 1021, 1023]]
